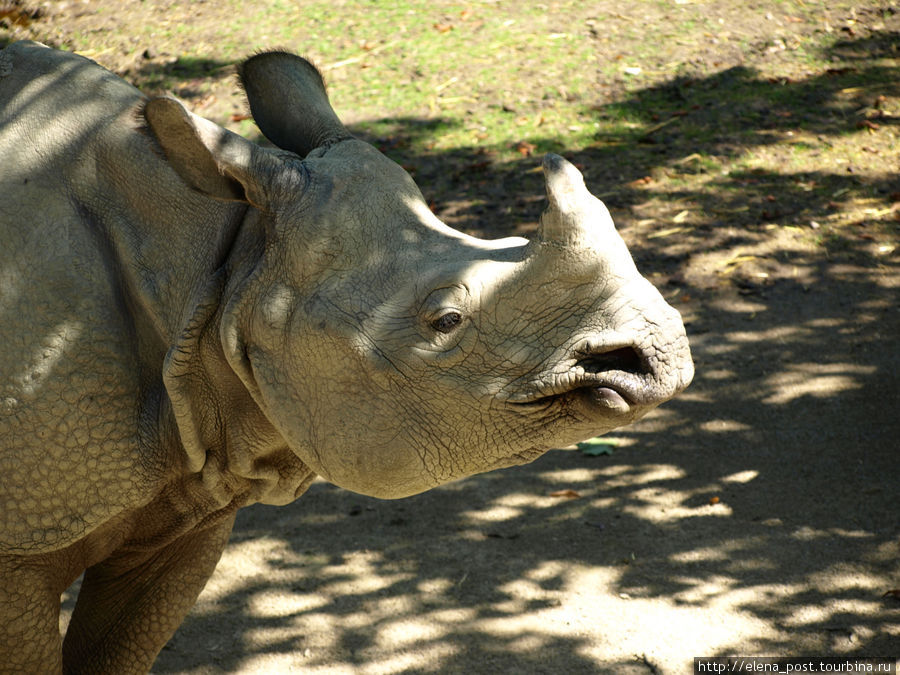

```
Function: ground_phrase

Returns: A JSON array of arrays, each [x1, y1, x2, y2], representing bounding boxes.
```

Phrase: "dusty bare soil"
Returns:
[[3, 1, 899, 673]]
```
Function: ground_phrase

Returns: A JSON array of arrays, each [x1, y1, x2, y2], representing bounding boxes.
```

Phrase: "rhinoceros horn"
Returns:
[[538, 154, 614, 250], [239, 52, 354, 157]]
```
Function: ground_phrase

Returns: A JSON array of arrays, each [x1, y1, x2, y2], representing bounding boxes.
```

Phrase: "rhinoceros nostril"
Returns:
[[576, 346, 644, 376]]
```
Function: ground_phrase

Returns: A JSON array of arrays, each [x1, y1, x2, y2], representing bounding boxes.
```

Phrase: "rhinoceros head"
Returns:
[[143, 51, 693, 499]]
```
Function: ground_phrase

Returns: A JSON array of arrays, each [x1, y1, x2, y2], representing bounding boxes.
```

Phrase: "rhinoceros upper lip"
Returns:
[[504, 345, 652, 413]]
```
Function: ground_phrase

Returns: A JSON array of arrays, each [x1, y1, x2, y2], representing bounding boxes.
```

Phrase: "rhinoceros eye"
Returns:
[[432, 311, 463, 334]]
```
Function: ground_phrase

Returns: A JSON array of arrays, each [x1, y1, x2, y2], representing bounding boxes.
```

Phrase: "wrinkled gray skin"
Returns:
[[0, 41, 692, 672]]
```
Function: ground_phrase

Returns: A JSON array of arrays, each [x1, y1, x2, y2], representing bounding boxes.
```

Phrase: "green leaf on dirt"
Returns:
[[577, 437, 620, 456]]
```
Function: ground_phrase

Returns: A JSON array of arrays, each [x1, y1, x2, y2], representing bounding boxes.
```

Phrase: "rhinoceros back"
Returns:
[[0, 42, 168, 554]]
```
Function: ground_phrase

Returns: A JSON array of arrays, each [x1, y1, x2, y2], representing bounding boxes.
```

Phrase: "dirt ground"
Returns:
[[3, 1, 899, 673]]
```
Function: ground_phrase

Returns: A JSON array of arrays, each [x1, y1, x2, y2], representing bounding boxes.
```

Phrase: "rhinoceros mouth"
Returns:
[[507, 377, 639, 417], [503, 345, 658, 418]]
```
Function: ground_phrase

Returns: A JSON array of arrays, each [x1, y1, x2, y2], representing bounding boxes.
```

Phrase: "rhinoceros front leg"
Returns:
[[61, 514, 236, 674], [0, 556, 65, 674]]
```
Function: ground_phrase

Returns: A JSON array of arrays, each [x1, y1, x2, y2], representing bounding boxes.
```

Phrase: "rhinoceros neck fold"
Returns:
[[162, 269, 317, 509]]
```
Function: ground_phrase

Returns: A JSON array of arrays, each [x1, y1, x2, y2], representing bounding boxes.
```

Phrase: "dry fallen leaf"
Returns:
[[0, 6, 36, 27], [720, 254, 759, 268], [647, 226, 688, 239], [549, 489, 581, 499], [514, 141, 537, 157]]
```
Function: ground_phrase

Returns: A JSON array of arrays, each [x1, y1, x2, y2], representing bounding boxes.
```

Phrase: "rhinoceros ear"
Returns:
[[144, 96, 271, 207], [238, 51, 353, 156]]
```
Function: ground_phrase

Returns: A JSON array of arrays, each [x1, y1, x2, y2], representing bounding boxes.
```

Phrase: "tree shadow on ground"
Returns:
[[145, 31, 899, 674], [362, 42, 899, 240], [130, 55, 237, 96]]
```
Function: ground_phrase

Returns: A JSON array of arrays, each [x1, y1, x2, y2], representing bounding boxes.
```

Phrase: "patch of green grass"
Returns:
[[3, 0, 896, 249]]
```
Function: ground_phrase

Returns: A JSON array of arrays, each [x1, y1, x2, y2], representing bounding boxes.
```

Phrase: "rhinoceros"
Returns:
[[0, 40, 692, 672]]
